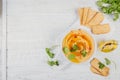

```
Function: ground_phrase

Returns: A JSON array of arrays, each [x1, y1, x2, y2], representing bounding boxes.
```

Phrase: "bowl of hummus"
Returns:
[[62, 29, 95, 63]]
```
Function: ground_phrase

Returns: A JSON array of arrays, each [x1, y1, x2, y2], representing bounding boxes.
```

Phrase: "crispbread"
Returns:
[[78, 8, 84, 25], [82, 8, 90, 25], [90, 66, 101, 75], [88, 12, 104, 26], [78, 8, 110, 35], [91, 24, 110, 34], [86, 9, 97, 24], [90, 58, 109, 76]]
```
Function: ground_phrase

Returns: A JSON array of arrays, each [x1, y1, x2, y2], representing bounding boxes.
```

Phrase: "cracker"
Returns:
[[88, 12, 104, 26], [90, 58, 109, 76], [82, 8, 90, 25], [91, 24, 110, 34], [78, 8, 84, 25], [86, 9, 97, 24]]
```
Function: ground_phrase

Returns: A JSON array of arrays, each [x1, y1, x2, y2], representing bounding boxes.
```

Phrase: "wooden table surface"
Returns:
[[3, 0, 120, 80]]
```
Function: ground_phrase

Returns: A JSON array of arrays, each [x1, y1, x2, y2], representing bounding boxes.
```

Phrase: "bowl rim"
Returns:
[[55, 25, 97, 64]]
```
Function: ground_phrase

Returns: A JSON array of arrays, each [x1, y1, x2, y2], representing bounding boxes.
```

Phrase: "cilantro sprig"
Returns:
[[71, 44, 79, 52], [68, 54, 75, 60], [47, 60, 59, 66], [63, 47, 70, 54], [98, 62, 105, 69], [81, 49, 87, 57], [45, 48, 55, 58], [105, 58, 111, 65], [45, 46, 59, 66], [96, 0, 120, 21]]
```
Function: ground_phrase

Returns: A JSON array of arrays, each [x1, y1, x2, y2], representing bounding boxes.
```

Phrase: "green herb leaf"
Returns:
[[48, 60, 54, 66], [97, 1, 104, 7], [47, 60, 59, 66], [96, 0, 120, 21], [98, 62, 105, 69], [63, 47, 70, 54], [71, 44, 79, 52], [68, 54, 75, 60], [45, 48, 54, 58], [81, 49, 87, 57], [113, 13, 119, 21], [54, 61, 59, 66], [105, 58, 111, 65], [101, 7, 108, 13]]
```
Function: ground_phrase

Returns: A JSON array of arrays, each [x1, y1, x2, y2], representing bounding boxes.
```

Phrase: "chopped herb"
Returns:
[[113, 13, 119, 21], [48, 60, 54, 66], [81, 49, 87, 57], [47, 60, 59, 66], [55, 61, 59, 66], [105, 58, 111, 65], [71, 44, 79, 52], [68, 54, 75, 60], [96, 0, 120, 21], [45, 48, 54, 58], [98, 62, 105, 69], [97, 1, 103, 7], [63, 47, 70, 54], [45, 46, 59, 66]]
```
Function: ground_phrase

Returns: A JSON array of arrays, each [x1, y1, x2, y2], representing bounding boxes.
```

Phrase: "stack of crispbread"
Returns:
[[90, 58, 109, 76], [78, 8, 110, 34]]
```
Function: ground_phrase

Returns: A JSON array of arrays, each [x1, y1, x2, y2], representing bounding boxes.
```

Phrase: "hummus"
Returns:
[[62, 29, 94, 63]]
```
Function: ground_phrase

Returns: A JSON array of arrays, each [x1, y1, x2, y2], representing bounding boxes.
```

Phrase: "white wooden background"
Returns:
[[0, 0, 2, 80], [5, 0, 120, 80]]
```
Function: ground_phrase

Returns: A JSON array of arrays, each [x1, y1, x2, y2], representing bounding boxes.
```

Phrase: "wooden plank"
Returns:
[[2, 0, 7, 80]]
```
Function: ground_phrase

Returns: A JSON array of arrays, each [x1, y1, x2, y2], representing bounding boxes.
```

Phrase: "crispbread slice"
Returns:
[[78, 8, 84, 25], [88, 12, 104, 26], [90, 66, 102, 75], [82, 8, 90, 25], [91, 24, 110, 34], [90, 58, 109, 76], [86, 9, 97, 24]]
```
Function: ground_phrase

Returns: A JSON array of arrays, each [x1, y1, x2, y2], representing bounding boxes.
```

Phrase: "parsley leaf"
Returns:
[[63, 47, 70, 54], [71, 44, 79, 52], [96, 0, 120, 21], [47, 60, 59, 66], [105, 58, 111, 65], [98, 62, 105, 69], [68, 54, 75, 60], [81, 49, 87, 57], [45, 48, 55, 58], [113, 13, 119, 21]]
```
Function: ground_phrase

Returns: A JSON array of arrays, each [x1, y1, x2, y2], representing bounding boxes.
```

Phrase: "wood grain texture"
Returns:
[[6, 0, 120, 80], [2, 0, 7, 80], [0, 0, 2, 79]]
